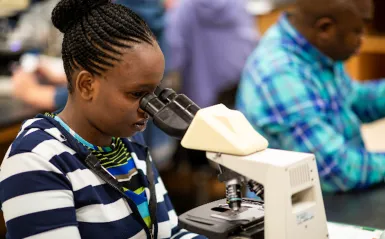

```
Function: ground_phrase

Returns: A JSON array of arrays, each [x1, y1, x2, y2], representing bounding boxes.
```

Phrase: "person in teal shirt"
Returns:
[[236, 0, 385, 192]]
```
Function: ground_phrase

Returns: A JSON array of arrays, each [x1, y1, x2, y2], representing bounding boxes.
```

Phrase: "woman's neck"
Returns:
[[58, 100, 113, 147]]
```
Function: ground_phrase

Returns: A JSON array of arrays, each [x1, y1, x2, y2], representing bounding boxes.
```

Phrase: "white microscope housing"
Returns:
[[181, 104, 329, 239]]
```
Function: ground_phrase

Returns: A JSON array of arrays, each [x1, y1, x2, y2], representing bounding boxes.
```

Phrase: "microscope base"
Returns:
[[179, 198, 265, 239]]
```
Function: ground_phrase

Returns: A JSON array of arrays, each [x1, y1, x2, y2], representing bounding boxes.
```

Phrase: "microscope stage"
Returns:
[[179, 198, 265, 239]]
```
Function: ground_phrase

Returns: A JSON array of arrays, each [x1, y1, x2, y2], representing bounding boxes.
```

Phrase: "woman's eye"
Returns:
[[130, 92, 145, 98]]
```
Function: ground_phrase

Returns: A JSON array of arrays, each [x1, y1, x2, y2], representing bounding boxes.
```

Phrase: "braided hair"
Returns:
[[51, 0, 155, 92]]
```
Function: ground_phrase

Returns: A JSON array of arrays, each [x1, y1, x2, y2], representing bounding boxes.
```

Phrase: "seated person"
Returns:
[[165, 0, 258, 169], [0, 0, 206, 238], [236, 0, 385, 193], [165, 0, 258, 108]]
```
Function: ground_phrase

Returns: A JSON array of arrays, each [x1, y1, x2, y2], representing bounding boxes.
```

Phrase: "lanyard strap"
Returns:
[[85, 149, 158, 238]]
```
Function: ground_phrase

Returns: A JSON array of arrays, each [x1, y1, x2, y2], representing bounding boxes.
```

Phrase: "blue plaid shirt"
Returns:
[[236, 13, 385, 192]]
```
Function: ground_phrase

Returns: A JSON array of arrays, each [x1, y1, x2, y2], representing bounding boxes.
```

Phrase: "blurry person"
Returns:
[[165, 0, 258, 170], [236, 0, 385, 192], [165, 0, 258, 109]]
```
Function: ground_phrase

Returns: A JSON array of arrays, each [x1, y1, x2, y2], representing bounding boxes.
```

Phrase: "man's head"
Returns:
[[291, 0, 373, 61], [52, 0, 165, 138]]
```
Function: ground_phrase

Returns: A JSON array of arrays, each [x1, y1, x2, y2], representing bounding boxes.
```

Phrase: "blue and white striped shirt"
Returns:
[[0, 115, 206, 239]]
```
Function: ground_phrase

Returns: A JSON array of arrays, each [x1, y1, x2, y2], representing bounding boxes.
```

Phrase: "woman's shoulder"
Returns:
[[6, 117, 74, 160], [1, 117, 84, 186]]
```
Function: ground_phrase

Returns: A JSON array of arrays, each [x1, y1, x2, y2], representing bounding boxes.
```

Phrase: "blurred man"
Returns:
[[165, 0, 258, 109], [236, 0, 385, 193], [165, 0, 258, 169]]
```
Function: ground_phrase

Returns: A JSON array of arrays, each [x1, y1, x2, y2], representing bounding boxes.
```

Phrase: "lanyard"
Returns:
[[84, 149, 158, 239]]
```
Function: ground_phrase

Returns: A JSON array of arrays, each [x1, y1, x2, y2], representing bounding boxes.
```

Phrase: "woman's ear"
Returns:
[[75, 70, 97, 101]]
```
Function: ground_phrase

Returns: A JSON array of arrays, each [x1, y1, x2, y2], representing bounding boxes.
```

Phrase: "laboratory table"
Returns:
[[324, 184, 385, 229]]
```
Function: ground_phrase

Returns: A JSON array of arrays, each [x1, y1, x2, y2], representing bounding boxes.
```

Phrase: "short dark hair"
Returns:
[[51, 0, 155, 92]]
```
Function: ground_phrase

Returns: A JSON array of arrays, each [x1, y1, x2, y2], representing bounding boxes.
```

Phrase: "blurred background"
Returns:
[[1, 0, 385, 237]]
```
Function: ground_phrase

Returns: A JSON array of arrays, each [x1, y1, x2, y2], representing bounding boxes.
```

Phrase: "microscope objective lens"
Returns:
[[226, 183, 242, 211]]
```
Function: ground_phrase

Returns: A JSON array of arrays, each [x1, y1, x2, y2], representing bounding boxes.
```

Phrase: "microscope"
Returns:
[[140, 88, 329, 239]]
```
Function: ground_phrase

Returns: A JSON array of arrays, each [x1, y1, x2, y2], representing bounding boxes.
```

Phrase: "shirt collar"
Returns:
[[54, 115, 115, 152], [278, 12, 335, 68]]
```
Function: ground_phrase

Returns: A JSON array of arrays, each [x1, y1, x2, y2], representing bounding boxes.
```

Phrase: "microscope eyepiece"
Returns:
[[155, 87, 178, 103], [154, 86, 163, 97], [139, 93, 166, 118], [138, 87, 202, 139], [139, 93, 155, 110]]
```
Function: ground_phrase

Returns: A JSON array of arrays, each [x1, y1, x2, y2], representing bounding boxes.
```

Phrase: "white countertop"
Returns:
[[361, 118, 385, 152]]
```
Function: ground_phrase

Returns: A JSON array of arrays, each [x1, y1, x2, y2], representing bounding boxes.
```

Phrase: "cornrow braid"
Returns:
[[51, 0, 155, 92]]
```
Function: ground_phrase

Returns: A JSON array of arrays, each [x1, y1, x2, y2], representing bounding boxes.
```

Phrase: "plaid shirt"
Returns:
[[236, 13, 385, 192]]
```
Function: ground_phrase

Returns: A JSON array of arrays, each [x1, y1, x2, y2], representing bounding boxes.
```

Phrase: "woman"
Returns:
[[0, 0, 205, 238]]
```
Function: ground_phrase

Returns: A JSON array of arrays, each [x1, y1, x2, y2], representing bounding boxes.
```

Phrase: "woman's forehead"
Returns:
[[104, 43, 165, 87]]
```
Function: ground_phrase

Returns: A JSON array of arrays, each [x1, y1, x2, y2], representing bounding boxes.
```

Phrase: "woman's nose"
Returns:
[[137, 106, 149, 118], [137, 106, 145, 114]]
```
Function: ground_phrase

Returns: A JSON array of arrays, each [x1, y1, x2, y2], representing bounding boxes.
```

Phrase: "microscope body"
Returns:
[[140, 88, 329, 239], [202, 150, 328, 239]]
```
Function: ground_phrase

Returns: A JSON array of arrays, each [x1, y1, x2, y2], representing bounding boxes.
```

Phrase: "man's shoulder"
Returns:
[[246, 25, 309, 75], [244, 45, 308, 83]]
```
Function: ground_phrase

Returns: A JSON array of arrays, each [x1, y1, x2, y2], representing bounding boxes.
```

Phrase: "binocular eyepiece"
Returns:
[[139, 87, 200, 139]]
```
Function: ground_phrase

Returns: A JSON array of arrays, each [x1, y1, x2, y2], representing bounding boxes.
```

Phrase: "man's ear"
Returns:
[[315, 17, 336, 41], [75, 70, 97, 101]]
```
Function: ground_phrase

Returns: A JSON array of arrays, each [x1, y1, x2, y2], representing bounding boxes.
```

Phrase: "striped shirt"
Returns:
[[53, 115, 151, 227], [236, 13, 385, 193], [0, 115, 206, 239]]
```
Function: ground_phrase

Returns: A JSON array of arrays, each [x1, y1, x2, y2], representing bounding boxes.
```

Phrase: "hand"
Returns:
[[12, 69, 40, 100], [12, 69, 56, 110], [36, 62, 67, 86]]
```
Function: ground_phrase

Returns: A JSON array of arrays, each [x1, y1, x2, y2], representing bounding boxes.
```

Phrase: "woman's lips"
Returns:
[[133, 119, 148, 131]]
